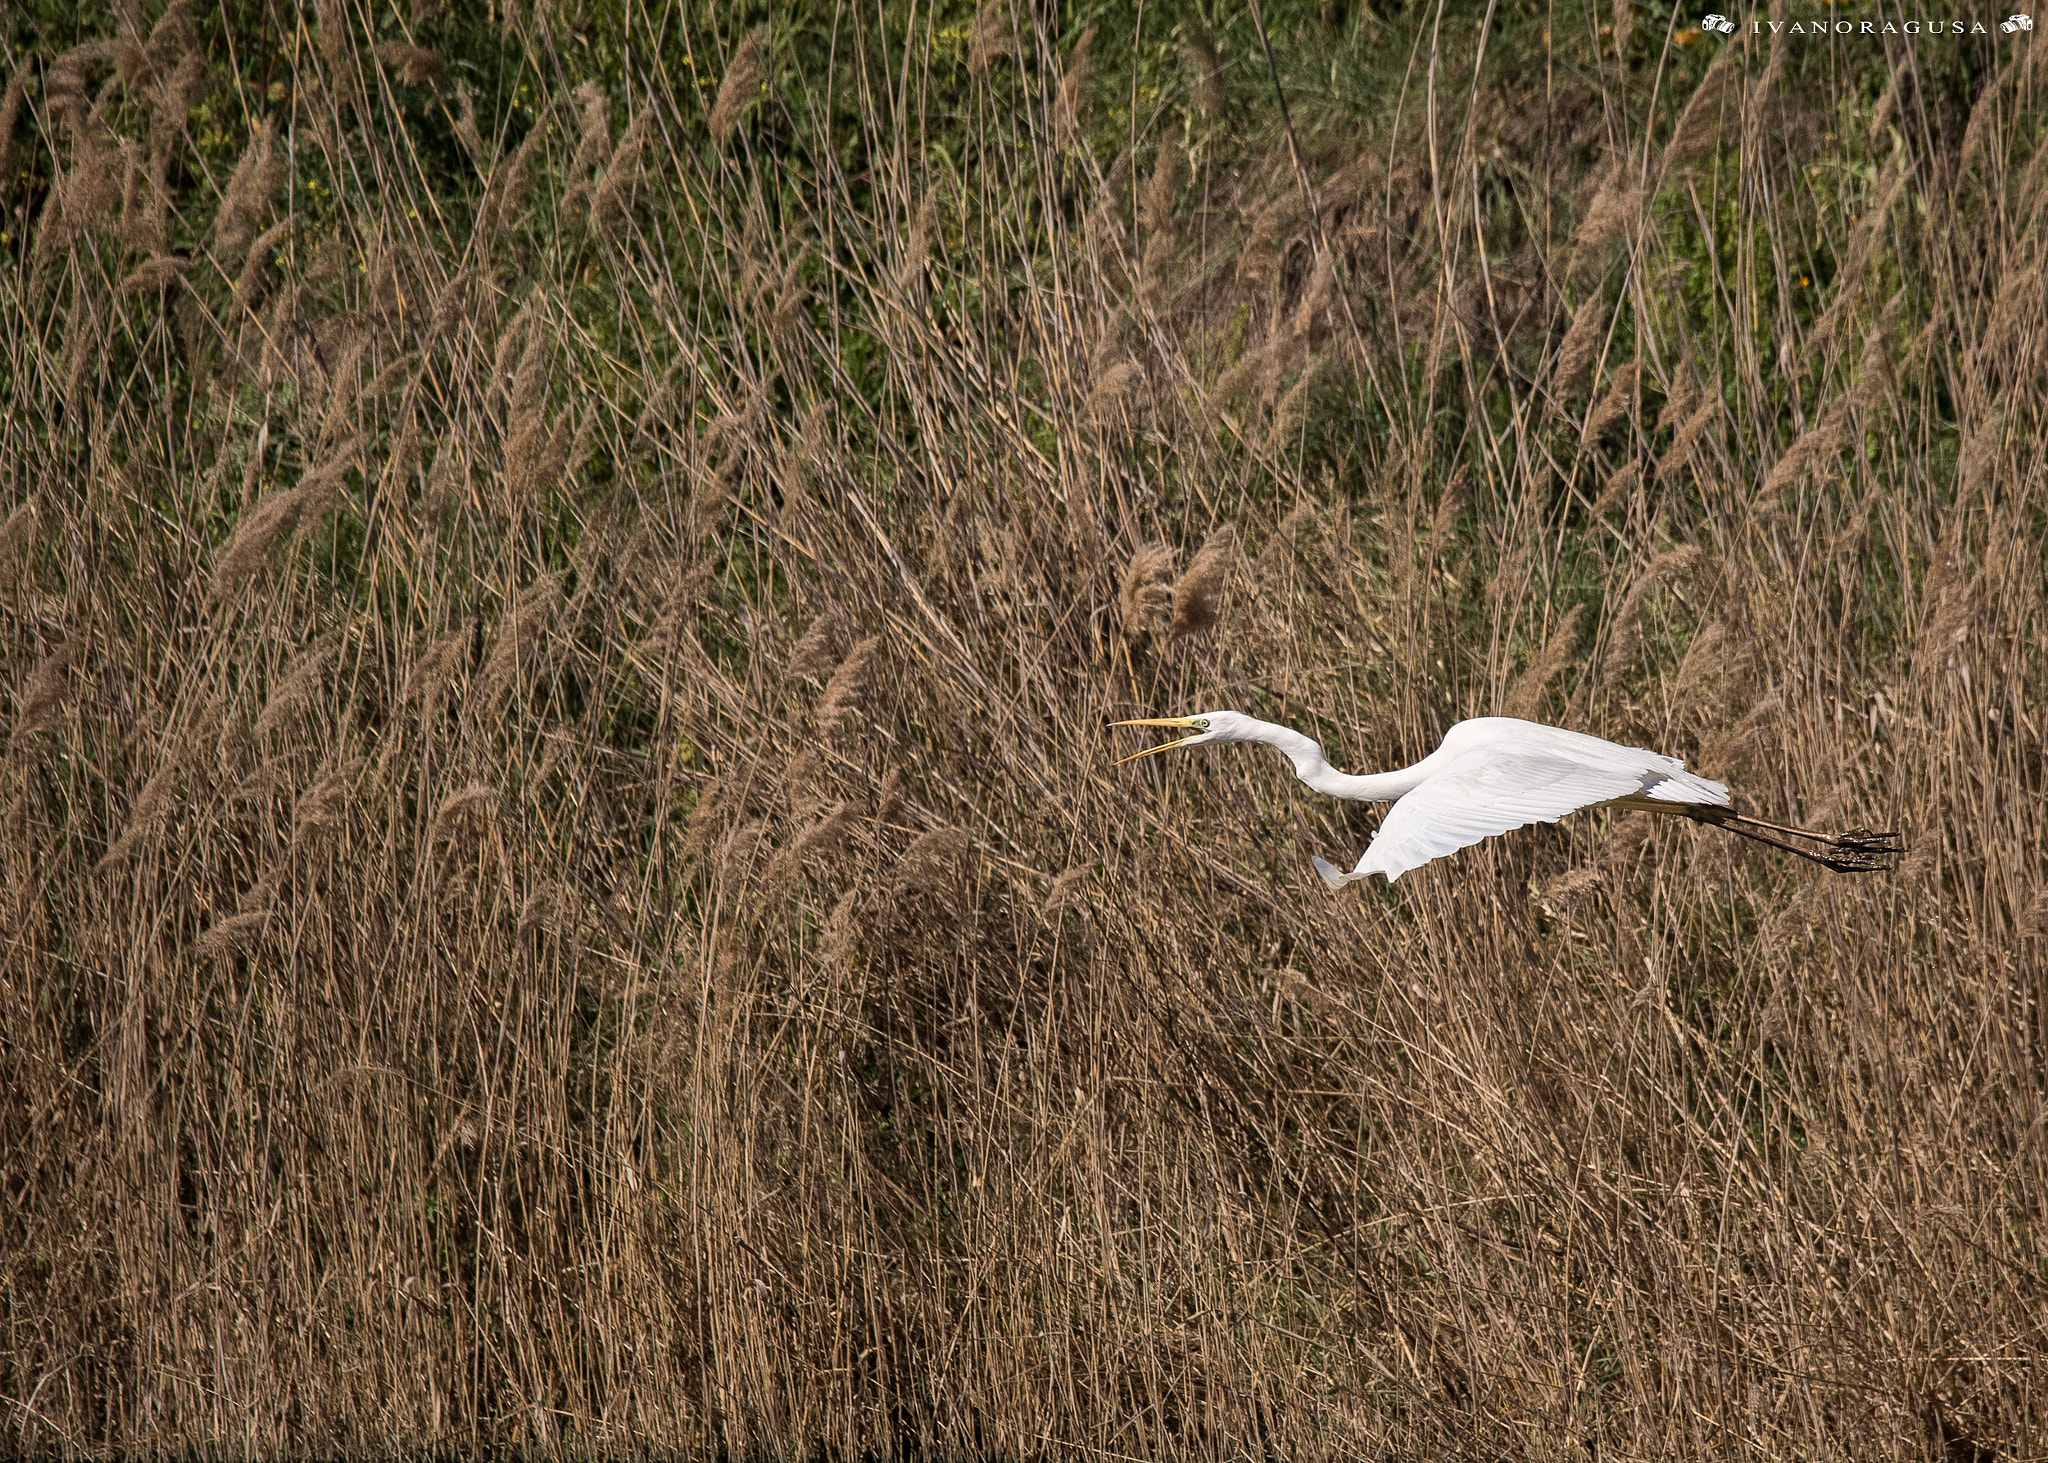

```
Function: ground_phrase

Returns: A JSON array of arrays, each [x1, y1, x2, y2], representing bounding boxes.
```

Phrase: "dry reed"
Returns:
[[3, 9, 2044, 1461], [710, 27, 767, 144]]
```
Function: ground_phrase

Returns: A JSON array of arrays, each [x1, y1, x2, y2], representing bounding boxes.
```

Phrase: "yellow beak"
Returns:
[[1109, 716, 1206, 766]]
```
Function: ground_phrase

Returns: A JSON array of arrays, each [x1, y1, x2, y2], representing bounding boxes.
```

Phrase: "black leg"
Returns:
[[1683, 807, 1902, 873]]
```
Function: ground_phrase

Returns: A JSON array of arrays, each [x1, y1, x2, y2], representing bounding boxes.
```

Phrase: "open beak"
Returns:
[[1109, 716, 1205, 766]]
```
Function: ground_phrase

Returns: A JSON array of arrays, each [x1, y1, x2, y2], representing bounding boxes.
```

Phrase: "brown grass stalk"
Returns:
[[5, 13, 2045, 1459]]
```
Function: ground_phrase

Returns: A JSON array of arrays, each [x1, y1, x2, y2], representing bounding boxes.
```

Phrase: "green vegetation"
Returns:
[[2, 0, 2043, 1455]]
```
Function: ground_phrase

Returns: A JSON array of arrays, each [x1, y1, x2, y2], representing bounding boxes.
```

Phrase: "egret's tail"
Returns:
[[1312, 855, 1375, 890]]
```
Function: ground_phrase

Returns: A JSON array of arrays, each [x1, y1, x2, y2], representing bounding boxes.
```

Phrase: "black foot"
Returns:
[[1814, 831, 1903, 873], [1832, 827, 1905, 855]]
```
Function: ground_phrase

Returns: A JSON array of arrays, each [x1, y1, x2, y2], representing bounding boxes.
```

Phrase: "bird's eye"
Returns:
[[1191, 718, 1210, 730]]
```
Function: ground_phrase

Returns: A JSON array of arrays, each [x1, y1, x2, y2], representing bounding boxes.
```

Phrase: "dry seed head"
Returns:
[[1555, 294, 1605, 393], [1265, 364, 1317, 452], [1670, 620, 1731, 705], [1211, 349, 1259, 407], [42, 44, 106, 137], [291, 759, 358, 849], [292, 435, 364, 522], [967, 0, 1013, 75], [121, 254, 190, 297], [2018, 892, 2048, 941], [0, 68, 28, 179], [213, 486, 312, 590], [655, 561, 716, 644], [144, 0, 192, 62], [568, 81, 613, 192], [1139, 231, 1179, 304], [1258, 333, 1306, 406], [769, 246, 812, 339], [763, 800, 858, 898], [431, 782, 499, 842], [1043, 864, 1091, 918], [255, 639, 338, 738], [1582, 360, 1640, 445], [481, 119, 546, 245], [125, 150, 171, 257], [710, 27, 767, 143], [789, 614, 839, 680], [517, 881, 564, 941], [1568, 168, 1642, 276], [316, 0, 347, 70], [677, 778, 727, 869], [194, 909, 270, 961], [1290, 250, 1337, 339], [375, 42, 442, 89], [1957, 414, 2001, 502], [593, 110, 653, 234], [97, 758, 182, 872], [1760, 402, 1847, 497], [1654, 398, 1720, 483], [15, 630, 84, 739], [315, 335, 370, 458], [1057, 28, 1096, 141], [787, 397, 834, 493], [384, 419, 422, 499], [1087, 360, 1140, 422], [149, 49, 208, 145], [216, 118, 282, 262], [1538, 864, 1602, 911], [37, 124, 122, 262], [873, 767, 904, 826], [1980, 263, 2040, 377], [1119, 544, 1176, 641], [1655, 362, 1697, 433], [903, 184, 943, 287], [0, 500, 36, 589], [1237, 195, 1298, 285], [231, 219, 291, 318], [821, 889, 862, 968], [1600, 545, 1702, 685], [491, 298, 538, 396], [1425, 465, 1471, 568], [403, 623, 471, 705], [1503, 604, 1583, 721], [893, 825, 970, 900], [717, 819, 767, 890], [1253, 500, 1317, 585], [1663, 48, 1734, 172], [1183, 28, 1225, 120], [505, 330, 553, 493], [452, 81, 486, 165], [480, 574, 563, 702], [1959, 59, 2013, 173], [818, 635, 882, 729], [211, 438, 361, 593], [1140, 146, 1181, 236], [1590, 462, 1638, 518], [1169, 524, 1238, 639]]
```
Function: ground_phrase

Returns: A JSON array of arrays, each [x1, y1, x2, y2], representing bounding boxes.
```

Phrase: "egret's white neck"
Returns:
[[1227, 716, 1431, 803]]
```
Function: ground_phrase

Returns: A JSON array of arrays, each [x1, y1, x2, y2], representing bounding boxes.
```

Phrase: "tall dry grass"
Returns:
[[1, 1, 2044, 1457]]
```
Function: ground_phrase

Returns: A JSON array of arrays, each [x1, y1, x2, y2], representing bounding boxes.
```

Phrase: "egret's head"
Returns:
[[1109, 710, 1253, 765]]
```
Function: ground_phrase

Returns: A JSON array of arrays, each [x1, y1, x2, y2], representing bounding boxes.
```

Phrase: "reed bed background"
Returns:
[[2, 0, 2044, 1455]]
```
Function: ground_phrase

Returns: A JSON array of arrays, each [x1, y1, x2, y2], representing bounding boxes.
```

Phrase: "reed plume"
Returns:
[[710, 28, 767, 143]]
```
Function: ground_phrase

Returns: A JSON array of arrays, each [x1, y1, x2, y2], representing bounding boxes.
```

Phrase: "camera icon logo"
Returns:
[[2000, 13, 2033, 30], [1701, 13, 1738, 33]]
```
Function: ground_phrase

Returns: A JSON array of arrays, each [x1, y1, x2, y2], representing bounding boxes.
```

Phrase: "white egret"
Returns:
[[1111, 711, 1901, 884]]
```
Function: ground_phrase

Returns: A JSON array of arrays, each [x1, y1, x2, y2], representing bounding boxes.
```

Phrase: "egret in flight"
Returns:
[[1111, 711, 1900, 884]]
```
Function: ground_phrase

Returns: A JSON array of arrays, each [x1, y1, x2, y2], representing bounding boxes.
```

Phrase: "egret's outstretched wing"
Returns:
[[1322, 749, 1652, 885]]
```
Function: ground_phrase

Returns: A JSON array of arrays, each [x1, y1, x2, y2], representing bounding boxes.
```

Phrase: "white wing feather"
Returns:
[[1332, 749, 1656, 884]]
